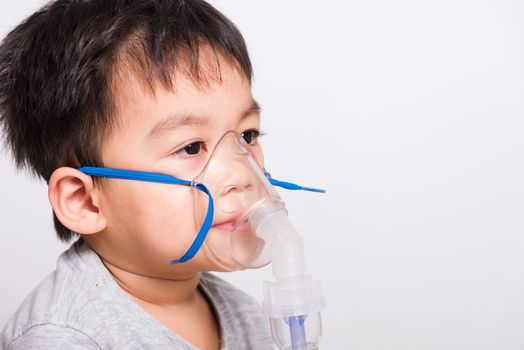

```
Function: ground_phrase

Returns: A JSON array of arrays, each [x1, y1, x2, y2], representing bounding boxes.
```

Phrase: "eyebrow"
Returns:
[[145, 99, 261, 142]]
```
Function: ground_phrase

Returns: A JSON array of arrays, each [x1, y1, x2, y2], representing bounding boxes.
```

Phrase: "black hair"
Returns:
[[0, 0, 253, 241]]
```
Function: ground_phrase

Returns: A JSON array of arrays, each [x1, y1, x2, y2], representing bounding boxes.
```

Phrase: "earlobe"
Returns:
[[48, 167, 107, 235]]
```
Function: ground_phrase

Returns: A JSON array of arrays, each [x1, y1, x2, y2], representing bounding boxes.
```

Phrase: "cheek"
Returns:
[[100, 181, 198, 252]]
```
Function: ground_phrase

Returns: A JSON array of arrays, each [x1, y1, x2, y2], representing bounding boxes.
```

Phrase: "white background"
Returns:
[[1, 1, 523, 349]]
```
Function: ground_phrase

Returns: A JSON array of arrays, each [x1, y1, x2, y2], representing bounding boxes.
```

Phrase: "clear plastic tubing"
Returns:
[[248, 198, 325, 350]]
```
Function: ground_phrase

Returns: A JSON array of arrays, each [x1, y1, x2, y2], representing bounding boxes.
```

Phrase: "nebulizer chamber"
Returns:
[[195, 132, 325, 350], [248, 197, 324, 350]]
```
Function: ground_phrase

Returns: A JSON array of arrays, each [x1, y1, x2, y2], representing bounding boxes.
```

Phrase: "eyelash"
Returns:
[[174, 129, 263, 158]]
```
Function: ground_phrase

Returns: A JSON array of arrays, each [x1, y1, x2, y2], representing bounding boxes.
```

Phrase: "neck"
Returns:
[[102, 258, 201, 306]]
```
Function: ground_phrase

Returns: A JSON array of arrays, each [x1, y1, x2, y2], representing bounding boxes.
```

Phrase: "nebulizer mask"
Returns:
[[79, 130, 326, 350]]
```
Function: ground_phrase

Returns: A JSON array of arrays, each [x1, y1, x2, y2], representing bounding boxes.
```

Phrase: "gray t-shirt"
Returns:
[[1, 240, 274, 350]]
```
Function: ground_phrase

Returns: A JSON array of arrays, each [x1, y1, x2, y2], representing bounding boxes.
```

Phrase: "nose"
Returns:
[[215, 150, 258, 212], [218, 167, 254, 196], [201, 133, 258, 211], [194, 131, 265, 214]]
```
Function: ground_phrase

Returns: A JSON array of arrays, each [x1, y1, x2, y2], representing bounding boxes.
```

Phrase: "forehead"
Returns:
[[120, 48, 252, 114]]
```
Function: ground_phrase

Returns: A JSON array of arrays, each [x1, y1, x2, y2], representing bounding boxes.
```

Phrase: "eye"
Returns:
[[175, 141, 207, 157], [241, 129, 260, 145]]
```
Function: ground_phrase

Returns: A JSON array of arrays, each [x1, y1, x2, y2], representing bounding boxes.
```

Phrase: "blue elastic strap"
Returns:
[[170, 182, 214, 264], [267, 177, 326, 193], [78, 166, 214, 265]]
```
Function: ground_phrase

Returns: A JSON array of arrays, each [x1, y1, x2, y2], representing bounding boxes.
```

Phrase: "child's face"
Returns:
[[92, 56, 262, 276]]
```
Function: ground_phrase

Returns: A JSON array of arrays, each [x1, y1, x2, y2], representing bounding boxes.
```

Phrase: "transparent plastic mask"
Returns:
[[192, 130, 282, 270]]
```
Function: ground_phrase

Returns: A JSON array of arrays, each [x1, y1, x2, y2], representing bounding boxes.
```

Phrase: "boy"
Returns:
[[0, 0, 275, 349]]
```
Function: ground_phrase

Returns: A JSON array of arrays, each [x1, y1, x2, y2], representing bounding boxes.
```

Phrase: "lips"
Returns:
[[211, 214, 252, 234], [211, 220, 237, 231]]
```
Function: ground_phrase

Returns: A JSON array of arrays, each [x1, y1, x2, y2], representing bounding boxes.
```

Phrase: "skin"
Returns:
[[47, 52, 264, 350]]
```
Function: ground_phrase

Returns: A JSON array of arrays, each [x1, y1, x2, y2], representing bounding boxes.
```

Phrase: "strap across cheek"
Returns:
[[77, 166, 214, 265], [170, 183, 214, 264]]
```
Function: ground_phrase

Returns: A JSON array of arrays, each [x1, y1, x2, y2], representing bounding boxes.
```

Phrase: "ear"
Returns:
[[48, 167, 107, 235]]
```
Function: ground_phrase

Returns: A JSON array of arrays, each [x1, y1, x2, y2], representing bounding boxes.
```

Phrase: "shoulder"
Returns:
[[2, 324, 100, 350], [2, 241, 205, 349], [1, 240, 113, 348]]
